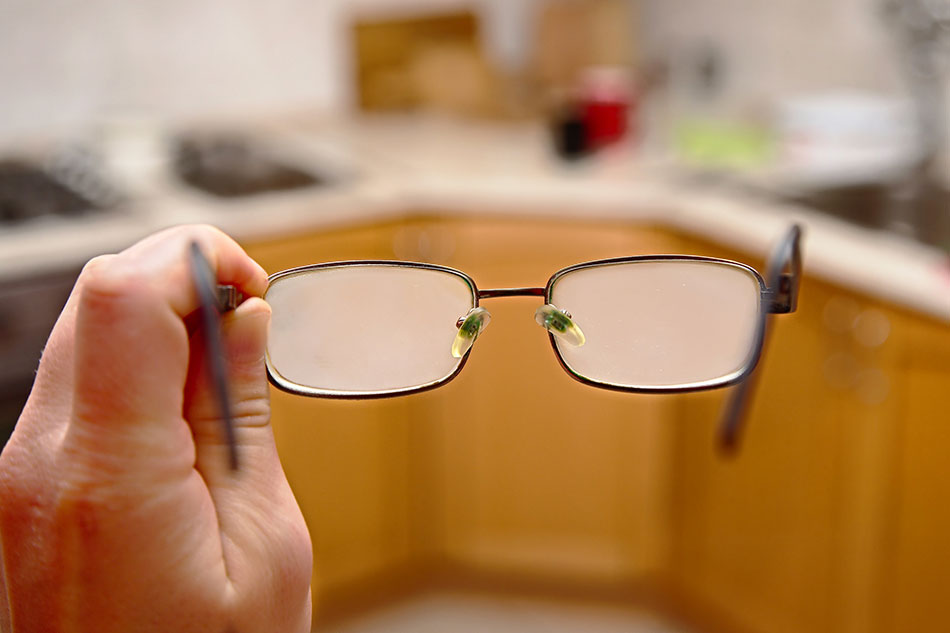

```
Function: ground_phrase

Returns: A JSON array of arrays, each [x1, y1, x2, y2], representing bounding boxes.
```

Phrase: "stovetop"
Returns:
[[0, 159, 111, 224]]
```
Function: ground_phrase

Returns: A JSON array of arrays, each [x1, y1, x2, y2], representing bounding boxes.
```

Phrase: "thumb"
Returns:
[[185, 296, 276, 482], [185, 297, 313, 631]]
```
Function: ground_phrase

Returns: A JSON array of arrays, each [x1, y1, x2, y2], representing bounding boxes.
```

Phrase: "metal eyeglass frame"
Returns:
[[192, 224, 802, 466]]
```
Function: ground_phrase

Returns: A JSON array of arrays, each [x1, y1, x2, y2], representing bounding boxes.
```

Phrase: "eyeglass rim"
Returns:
[[262, 255, 772, 399], [264, 260, 480, 399], [543, 255, 769, 394]]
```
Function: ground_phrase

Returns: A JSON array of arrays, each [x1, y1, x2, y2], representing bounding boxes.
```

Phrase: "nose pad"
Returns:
[[535, 304, 585, 346], [452, 307, 492, 358]]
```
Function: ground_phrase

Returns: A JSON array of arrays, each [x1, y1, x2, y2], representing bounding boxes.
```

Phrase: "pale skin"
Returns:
[[0, 225, 313, 632]]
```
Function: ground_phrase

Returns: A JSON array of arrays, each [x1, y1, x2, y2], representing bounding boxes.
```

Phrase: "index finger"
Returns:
[[119, 224, 268, 317], [66, 225, 266, 445]]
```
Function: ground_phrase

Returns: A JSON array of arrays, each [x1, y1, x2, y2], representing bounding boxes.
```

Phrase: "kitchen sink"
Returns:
[[173, 135, 326, 198], [0, 158, 114, 224], [782, 180, 950, 252]]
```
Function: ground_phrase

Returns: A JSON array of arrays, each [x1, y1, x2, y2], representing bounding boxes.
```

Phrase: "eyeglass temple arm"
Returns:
[[189, 243, 246, 472], [717, 224, 803, 455]]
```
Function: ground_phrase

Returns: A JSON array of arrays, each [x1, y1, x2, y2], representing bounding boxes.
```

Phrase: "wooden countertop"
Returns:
[[1, 114, 948, 322]]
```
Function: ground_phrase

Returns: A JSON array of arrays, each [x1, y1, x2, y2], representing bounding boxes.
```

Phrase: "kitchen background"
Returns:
[[2, 1, 950, 632], [0, 0, 910, 140]]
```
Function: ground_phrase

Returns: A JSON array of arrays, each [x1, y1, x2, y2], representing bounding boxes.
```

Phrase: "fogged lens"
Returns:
[[548, 259, 763, 389], [265, 263, 476, 396]]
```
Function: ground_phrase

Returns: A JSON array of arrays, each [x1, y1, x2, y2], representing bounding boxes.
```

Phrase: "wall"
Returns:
[[0, 0, 542, 143], [0, 0, 913, 143], [639, 0, 904, 109], [1, 0, 336, 140]]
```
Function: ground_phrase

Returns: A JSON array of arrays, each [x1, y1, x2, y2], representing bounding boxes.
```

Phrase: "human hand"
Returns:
[[0, 225, 312, 632]]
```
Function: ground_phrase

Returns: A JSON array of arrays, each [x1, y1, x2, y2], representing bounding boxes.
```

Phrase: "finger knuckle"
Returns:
[[78, 254, 147, 300], [77, 254, 116, 282], [52, 480, 114, 548], [232, 396, 272, 429], [172, 222, 219, 238], [58, 489, 101, 544], [75, 258, 164, 326], [189, 397, 271, 449], [170, 223, 230, 250]]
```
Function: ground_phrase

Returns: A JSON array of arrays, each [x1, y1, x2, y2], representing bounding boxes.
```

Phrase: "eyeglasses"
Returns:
[[191, 225, 802, 469]]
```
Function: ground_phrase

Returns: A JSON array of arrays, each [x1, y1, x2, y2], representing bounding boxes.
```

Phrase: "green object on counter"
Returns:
[[674, 119, 774, 169]]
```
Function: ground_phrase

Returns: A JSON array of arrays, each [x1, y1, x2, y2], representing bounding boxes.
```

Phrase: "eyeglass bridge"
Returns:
[[450, 287, 587, 358]]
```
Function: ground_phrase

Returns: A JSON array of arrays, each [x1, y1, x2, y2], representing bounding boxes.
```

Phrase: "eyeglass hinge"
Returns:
[[768, 273, 797, 314], [216, 285, 245, 311]]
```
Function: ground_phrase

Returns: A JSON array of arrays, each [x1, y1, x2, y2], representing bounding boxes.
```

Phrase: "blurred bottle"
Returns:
[[580, 66, 633, 149], [551, 101, 589, 160], [550, 67, 635, 160]]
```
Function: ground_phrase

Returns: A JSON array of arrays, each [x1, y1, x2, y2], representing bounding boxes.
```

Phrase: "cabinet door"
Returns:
[[421, 216, 682, 582], [242, 216, 681, 607], [665, 234, 938, 633], [668, 276, 846, 633], [877, 310, 950, 633], [242, 220, 420, 610]]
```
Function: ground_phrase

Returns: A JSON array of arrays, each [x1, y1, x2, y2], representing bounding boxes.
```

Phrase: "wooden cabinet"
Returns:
[[243, 218, 418, 608], [242, 215, 950, 631], [422, 217, 681, 582], [876, 309, 950, 632], [242, 215, 684, 618], [666, 277, 871, 633], [663, 234, 950, 633]]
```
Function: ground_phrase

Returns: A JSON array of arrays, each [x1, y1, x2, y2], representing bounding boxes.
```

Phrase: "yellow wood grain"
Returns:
[[428, 217, 680, 582], [243, 220, 415, 612], [876, 309, 950, 633], [241, 215, 681, 621], [241, 216, 950, 632], [664, 234, 950, 633]]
